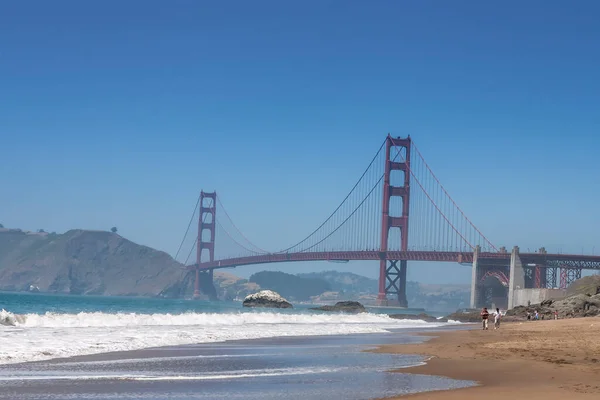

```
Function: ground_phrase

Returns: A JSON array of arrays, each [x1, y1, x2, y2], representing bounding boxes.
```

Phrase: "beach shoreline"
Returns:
[[374, 318, 600, 399], [0, 327, 473, 400]]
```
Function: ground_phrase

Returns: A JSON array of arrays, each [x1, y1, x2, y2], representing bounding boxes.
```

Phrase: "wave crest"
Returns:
[[0, 309, 449, 365], [5, 309, 430, 328], [0, 309, 26, 326]]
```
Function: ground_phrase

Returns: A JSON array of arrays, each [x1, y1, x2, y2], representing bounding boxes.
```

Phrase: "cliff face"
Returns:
[[0, 229, 190, 297]]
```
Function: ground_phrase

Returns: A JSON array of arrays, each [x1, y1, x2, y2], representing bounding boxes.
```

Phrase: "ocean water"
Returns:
[[0, 291, 472, 399], [0, 291, 454, 365]]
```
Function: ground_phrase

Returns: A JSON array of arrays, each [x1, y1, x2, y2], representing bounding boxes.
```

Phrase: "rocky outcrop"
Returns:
[[445, 309, 522, 323], [310, 301, 365, 313], [567, 275, 600, 297], [389, 313, 447, 323], [242, 290, 293, 308], [444, 309, 483, 322], [506, 293, 600, 319]]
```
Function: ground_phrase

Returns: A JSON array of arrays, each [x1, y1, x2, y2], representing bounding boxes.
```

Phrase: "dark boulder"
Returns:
[[310, 301, 366, 313]]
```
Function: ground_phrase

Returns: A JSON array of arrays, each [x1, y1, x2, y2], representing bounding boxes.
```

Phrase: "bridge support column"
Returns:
[[470, 245, 480, 309], [508, 246, 524, 309], [559, 267, 582, 289], [194, 269, 201, 297], [377, 135, 411, 307], [194, 191, 217, 299], [194, 269, 217, 300], [378, 260, 408, 307]]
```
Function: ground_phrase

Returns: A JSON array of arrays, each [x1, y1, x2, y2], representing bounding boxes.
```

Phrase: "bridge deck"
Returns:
[[186, 251, 600, 271]]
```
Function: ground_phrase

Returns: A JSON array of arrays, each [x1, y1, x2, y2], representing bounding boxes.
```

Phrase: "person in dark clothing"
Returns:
[[481, 307, 490, 330]]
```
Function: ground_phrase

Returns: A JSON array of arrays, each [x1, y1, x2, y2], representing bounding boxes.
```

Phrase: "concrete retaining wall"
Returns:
[[512, 288, 567, 307]]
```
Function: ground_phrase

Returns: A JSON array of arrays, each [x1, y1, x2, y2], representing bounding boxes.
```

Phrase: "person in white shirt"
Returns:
[[494, 308, 501, 329]]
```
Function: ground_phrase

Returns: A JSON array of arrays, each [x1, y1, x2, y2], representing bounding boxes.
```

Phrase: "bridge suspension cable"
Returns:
[[402, 151, 476, 251], [215, 219, 268, 255], [174, 194, 200, 261], [410, 140, 498, 251], [274, 138, 387, 254], [187, 135, 498, 266], [184, 235, 197, 265], [216, 196, 269, 254], [411, 140, 497, 251], [297, 143, 404, 253]]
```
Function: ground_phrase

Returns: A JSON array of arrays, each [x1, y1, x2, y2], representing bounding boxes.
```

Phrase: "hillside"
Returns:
[[214, 271, 260, 300], [567, 275, 600, 296], [297, 270, 377, 294], [249, 271, 330, 301], [297, 271, 470, 311], [0, 229, 189, 297]]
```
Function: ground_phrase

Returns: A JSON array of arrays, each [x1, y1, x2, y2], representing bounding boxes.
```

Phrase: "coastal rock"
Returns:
[[310, 301, 366, 313], [506, 293, 600, 319], [444, 309, 483, 323], [389, 313, 447, 323], [242, 290, 293, 309], [567, 275, 600, 297], [445, 309, 522, 323]]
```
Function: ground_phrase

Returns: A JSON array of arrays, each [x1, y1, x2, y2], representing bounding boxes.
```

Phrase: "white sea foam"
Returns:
[[0, 309, 452, 365], [0, 367, 343, 382]]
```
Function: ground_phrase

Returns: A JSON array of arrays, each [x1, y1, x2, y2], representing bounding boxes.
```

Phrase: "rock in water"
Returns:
[[242, 290, 293, 309], [310, 301, 366, 313]]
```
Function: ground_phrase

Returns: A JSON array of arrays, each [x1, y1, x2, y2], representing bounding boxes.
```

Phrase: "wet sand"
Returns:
[[376, 317, 600, 399]]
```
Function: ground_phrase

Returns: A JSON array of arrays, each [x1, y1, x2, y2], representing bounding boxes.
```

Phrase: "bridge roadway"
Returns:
[[186, 251, 600, 271]]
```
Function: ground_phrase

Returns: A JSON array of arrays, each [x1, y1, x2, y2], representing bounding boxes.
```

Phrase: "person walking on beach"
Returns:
[[481, 307, 490, 330], [554, 310, 558, 320], [494, 308, 501, 330]]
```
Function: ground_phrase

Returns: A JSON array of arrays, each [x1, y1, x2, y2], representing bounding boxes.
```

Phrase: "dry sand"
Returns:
[[375, 317, 600, 399]]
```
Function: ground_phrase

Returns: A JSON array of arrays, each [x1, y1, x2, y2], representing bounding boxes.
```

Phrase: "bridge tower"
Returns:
[[194, 191, 217, 299], [378, 135, 411, 307]]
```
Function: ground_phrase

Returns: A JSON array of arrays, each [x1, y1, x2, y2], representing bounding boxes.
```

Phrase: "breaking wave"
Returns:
[[0, 309, 450, 365], [0, 309, 25, 326], [2, 309, 429, 328]]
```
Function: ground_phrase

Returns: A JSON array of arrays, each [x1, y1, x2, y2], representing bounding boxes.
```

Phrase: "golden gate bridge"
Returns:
[[176, 135, 600, 309]]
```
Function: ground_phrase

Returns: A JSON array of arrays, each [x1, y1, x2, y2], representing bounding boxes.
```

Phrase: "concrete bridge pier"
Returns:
[[193, 269, 218, 300], [377, 259, 408, 307], [469, 245, 480, 309], [507, 246, 524, 309], [470, 245, 511, 309]]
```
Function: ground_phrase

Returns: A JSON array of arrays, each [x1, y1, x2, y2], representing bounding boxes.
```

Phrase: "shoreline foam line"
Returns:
[[0, 309, 457, 365]]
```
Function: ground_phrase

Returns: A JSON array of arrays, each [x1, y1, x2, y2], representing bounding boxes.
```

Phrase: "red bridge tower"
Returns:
[[378, 135, 411, 307], [194, 191, 217, 299]]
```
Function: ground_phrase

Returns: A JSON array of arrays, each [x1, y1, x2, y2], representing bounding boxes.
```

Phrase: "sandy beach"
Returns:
[[376, 317, 600, 399]]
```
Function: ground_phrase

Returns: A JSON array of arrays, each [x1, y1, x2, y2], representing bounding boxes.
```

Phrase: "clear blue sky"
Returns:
[[2, 1, 599, 283]]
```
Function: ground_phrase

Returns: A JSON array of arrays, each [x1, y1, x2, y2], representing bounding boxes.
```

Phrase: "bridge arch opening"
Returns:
[[199, 247, 212, 263], [202, 212, 213, 224], [389, 169, 407, 190], [480, 273, 509, 309], [201, 229, 213, 242], [201, 197, 214, 209], [386, 226, 402, 251], [388, 196, 404, 218]]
